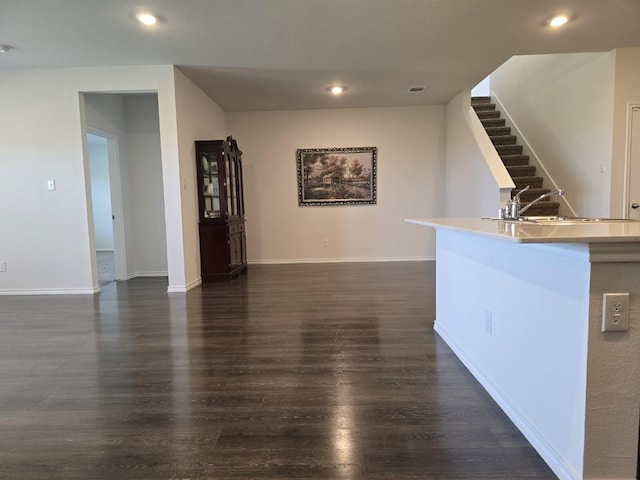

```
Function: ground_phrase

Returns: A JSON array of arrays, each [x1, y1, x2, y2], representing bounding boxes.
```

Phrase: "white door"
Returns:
[[628, 106, 640, 220]]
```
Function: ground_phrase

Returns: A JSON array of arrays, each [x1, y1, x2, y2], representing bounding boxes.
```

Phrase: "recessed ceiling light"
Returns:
[[136, 12, 158, 26], [549, 15, 569, 27], [329, 86, 346, 95], [0, 44, 12, 53]]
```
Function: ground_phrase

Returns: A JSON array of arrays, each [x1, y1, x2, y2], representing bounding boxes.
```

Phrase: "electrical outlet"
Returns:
[[602, 293, 630, 332], [0, 261, 5, 272], [323, 239, 329, 248]]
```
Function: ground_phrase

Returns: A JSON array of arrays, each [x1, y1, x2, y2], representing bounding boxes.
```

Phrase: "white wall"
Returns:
[[0, 65, 184, 294], [490, 53, 615, 218], [173, 68, 227, 289], [444, 90, 513, 217], [88, 139, 114, 251], [471, 75, 491, 97], [122, 94, 168, 277], [611, 48, 640, 217], [227, 106, 445, 263], [85, 94, 128, 138]]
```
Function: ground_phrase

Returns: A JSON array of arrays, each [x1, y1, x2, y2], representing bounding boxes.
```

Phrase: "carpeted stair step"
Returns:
[[519, 201, 560, 216], [512, 176, 543, 189], [495, 144, 523, 155], [501, 154, 530, 166], [490, 135, 517, 146], [472, 94, 561, 218], [475, 110, 501, 119], [471, 96, 492, 105], [481, 118, 506, 127], [512, 188, 552, 202], [507, 165, 536, 177], [485, 126, 511, 136], [472, 103, 497, 112]]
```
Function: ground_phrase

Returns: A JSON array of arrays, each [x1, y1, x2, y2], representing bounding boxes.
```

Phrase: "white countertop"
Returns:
[[405, 217, 640, 243]]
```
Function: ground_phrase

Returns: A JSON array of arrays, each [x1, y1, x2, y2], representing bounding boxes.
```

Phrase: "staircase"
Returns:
[[471, 96, 560, 216]]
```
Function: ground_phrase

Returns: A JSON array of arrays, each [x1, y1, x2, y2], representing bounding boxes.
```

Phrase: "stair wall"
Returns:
[[490, 53, 613, 218], [471, 95, 569, 217], [444, 90, 514, 218], [491, 94, 575, 217]]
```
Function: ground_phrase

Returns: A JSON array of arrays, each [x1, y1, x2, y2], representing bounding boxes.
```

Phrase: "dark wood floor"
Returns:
[[0, 262, 556, 479]]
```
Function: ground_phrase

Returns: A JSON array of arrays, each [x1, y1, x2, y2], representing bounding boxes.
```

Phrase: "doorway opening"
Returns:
[[82, 92, 168, 290], [87, 132, 117, 285], [625, 104, 640, 220]]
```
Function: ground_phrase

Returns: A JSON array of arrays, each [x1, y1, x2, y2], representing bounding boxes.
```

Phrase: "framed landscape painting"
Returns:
[[296, 146, 377, 206]]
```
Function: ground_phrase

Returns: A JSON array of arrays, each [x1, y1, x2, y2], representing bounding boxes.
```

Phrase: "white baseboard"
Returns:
[[168, 277, 202, 293], [0, 261, 432, 296], [126, 271, 169, 280], [434, 321, 580, 480], [0, 286, 100, 296], [248, 256, 434, 265]]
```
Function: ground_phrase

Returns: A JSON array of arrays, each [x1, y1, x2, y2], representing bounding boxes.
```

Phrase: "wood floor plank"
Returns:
[[0, 262, 556, 479]]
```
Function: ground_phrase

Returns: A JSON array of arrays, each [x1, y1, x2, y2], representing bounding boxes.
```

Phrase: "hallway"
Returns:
[[0, 262, 555, 479]]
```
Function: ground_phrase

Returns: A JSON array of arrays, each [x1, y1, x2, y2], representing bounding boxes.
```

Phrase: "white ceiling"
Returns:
[[2, 0, 640, 111]]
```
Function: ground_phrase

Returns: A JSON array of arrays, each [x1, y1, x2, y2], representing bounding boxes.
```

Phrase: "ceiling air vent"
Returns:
[[408, 86, 427, 93]]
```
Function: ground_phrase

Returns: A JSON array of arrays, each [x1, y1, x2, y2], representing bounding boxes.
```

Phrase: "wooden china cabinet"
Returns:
[[195, 136, 246, 282]]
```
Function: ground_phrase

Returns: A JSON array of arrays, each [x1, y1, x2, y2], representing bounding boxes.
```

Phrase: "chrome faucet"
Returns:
[[511, 185, 530, 218], [501, 185, 530, 219], [518, 189, 565, 216]]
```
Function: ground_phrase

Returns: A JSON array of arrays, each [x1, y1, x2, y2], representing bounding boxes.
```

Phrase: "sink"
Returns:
[[523, 216, 636, 225], [482, 216, 638, 225], [481, 217, 536, 223]]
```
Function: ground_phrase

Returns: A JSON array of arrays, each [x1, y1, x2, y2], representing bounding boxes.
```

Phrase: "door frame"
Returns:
[[87, 128, 128, 281], [623, 103, 640, 219]]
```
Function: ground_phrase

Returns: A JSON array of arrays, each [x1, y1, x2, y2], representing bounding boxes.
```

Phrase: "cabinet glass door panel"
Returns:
[[225, 154, 234, 216], [202, 152, 221, 218], [234, 158, 243, 217], [229, 156, 237, 216]]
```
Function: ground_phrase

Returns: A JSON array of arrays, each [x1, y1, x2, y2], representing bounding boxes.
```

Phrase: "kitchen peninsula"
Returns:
[[407, 217, 640, 480]]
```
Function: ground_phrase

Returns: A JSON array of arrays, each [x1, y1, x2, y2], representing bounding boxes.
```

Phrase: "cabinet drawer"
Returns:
[[228, 222, 245, 235]]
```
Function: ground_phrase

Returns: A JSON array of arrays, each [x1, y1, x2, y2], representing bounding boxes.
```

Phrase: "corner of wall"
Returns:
[[172, 68, 229, 289], [444, 90, 511, 218]]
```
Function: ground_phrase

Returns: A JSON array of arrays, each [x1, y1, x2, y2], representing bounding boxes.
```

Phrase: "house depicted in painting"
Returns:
[[322, 173, 341, 187]]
